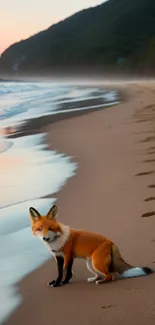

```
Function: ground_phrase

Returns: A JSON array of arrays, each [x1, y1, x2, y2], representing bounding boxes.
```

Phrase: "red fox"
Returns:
[[29, 204, 153, 287]]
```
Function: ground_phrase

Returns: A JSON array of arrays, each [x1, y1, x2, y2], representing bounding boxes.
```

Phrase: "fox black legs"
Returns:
[[48, 256, 74, 287], [62, 258, 74, 284], [48, 256, 64, 287]]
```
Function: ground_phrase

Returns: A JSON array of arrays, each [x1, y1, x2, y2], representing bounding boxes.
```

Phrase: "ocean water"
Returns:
[[0, 80, 119, 324]]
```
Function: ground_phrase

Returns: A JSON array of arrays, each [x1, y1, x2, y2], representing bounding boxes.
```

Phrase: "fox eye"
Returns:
[[49, 227, 53, 231], [37, 227, 42, 231]]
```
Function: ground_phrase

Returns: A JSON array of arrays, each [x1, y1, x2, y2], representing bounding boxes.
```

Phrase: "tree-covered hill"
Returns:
[[1, 0, 155, 75]]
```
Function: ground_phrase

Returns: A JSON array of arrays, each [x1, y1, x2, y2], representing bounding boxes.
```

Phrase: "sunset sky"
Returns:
[[0, 0, 105, 54]]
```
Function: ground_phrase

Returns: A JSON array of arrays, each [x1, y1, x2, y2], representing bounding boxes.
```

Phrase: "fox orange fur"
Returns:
[[29, 205, 153, 287]]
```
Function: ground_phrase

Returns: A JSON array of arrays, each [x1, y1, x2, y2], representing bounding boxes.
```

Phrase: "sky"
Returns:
[[0, 0, 105, 54]]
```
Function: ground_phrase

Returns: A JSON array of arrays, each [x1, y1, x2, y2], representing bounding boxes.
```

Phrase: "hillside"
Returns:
[[1, 0, 155, 75]]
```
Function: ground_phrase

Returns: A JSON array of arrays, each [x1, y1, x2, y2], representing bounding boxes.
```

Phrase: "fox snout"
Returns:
[[43, 236, 50, 242]]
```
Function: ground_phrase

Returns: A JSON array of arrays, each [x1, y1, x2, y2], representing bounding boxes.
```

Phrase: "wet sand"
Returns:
[[4, 81, 155, 325]]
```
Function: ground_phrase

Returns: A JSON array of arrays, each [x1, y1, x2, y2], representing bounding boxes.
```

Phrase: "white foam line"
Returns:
[[55, 101, 120, 114], [24, 100, 120, 121], [54, 93, 107, 104]]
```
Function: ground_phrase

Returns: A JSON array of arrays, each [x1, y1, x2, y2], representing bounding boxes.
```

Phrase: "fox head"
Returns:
[[29, 205, 63, 243]]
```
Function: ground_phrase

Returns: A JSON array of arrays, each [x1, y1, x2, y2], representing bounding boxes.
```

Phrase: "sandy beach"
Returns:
[[3, 81, 155, 325]]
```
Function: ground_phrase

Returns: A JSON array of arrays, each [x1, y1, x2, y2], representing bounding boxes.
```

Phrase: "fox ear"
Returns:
[[29, 207, 41, 224], [46, 205, 58, 220]]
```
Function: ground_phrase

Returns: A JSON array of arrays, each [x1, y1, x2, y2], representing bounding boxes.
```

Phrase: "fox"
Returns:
[[29, 204, 153, 287]]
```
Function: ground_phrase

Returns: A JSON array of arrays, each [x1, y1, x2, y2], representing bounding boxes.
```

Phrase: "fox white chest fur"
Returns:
[[36, 224, 70, 255]]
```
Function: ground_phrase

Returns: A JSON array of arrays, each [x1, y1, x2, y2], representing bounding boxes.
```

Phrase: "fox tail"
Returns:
[[111, 244, 153, 279]]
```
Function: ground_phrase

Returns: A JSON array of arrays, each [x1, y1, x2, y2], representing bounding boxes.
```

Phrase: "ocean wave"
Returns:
[[0, 83, 38, 95], [0, 81, 118, 127]]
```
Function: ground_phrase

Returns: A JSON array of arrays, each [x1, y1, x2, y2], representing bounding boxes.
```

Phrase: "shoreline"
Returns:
[[3, 81, 155, 325], [6, 85, 124, 139]]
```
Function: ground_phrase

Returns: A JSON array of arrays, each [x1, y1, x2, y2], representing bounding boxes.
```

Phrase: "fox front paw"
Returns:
[[48, 280, 61, 287], [61, 277, 71, 285], [61, 272, 73, 285]]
